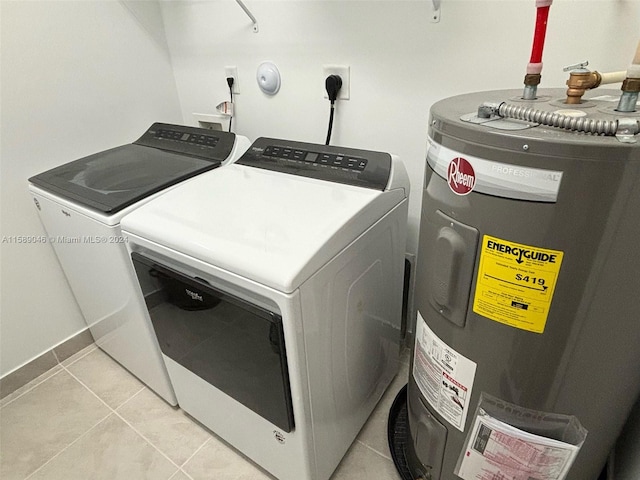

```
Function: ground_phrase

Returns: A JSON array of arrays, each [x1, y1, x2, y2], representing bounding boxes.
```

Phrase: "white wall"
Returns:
[[160, 0, 640, 255], [0, 0, 183, 376]]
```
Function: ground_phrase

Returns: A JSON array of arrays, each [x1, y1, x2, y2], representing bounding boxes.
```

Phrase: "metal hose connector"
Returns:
[[498, 102, 618, 135]]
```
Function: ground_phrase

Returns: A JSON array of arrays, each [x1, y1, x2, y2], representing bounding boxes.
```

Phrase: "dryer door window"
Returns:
[[132, 252, 294, 432]]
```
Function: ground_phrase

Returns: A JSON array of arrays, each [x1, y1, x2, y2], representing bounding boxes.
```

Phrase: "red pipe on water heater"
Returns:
[[529, 3, 551, 66], [523, 0, 553, 99]]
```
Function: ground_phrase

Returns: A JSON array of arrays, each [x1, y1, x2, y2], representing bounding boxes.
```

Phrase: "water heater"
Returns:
[[402, 88, 640, 480]]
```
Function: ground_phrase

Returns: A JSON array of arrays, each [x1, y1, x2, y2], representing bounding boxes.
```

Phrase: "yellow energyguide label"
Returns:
[[472, 235, 564, 333]]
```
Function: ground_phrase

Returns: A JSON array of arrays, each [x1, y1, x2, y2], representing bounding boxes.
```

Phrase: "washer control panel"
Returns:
[[134, 123, 235, 161], [156, 128, 219, 148], [238, 137, 392, 191]]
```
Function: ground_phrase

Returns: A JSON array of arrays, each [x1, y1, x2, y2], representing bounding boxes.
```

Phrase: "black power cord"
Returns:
[[325, 74, 342, 145], [226, 77, 234, 133]]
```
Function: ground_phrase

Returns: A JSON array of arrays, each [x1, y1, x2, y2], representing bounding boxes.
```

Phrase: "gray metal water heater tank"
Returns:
[[407, 88, 640, 480]]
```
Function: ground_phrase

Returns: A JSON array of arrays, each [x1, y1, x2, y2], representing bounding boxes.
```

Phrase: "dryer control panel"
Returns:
[[237, 137, 392, 191]]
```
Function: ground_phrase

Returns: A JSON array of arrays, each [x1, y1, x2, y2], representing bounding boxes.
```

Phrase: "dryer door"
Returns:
[[132, 252, 295, 432]]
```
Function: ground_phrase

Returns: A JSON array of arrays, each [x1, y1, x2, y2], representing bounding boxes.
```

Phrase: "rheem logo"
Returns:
[[447, 157, 476, 195]]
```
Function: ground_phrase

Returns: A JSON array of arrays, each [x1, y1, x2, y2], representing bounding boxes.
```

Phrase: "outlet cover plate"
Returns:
[[323, 65, 350, 100], [224, 66, 239, 94]]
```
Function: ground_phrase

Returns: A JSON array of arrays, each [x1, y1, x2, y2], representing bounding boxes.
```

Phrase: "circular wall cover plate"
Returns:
[[256, 62, 281, 95]]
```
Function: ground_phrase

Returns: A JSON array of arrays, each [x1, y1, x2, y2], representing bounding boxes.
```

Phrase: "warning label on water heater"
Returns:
[[473, 235, 564, 334], [413, 313, 477, 432]]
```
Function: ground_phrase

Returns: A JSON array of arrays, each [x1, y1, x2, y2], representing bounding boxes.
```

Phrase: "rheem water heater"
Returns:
[[402, 88, 640, 480]]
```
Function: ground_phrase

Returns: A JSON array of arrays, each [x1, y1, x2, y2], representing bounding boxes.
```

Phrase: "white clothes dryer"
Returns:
[[121, 138, 409, 480], [28, 123, 250, 405]]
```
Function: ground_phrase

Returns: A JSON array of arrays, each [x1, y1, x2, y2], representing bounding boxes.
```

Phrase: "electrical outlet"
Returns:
[[224, 66, 239, 94], [323, 65, 350, 100]]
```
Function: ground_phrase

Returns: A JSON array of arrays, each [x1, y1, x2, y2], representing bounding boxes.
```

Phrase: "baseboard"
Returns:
[[0, 328, 94, 399]]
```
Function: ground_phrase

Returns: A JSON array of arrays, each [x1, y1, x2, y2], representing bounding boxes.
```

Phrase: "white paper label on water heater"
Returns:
[[457, 413, 581, 480], [413, 312, 477, 432]]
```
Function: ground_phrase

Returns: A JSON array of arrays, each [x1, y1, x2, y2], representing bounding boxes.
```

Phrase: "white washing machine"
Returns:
[[28, 123, 250, 405], [121, 137, 409, 480]]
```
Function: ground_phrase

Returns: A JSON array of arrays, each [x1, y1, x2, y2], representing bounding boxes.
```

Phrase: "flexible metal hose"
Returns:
[[498, 103, 618, 135]]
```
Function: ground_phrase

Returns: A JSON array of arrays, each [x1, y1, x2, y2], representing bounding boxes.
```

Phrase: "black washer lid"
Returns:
[[29, 123, 236, 214]]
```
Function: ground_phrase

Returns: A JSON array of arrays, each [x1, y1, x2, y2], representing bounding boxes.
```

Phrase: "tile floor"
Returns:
[[0, 344, 410, 480]]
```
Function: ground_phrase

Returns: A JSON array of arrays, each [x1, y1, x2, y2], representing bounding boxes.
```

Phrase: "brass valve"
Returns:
[[565, 70, 602, 104]]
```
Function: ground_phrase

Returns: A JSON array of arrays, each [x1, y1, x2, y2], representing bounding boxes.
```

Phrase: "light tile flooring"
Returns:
[[0, 344, 410, 480]]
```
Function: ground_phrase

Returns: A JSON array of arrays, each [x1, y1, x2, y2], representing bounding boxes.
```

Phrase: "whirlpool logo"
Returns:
[[185, 289, 203, 302]]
